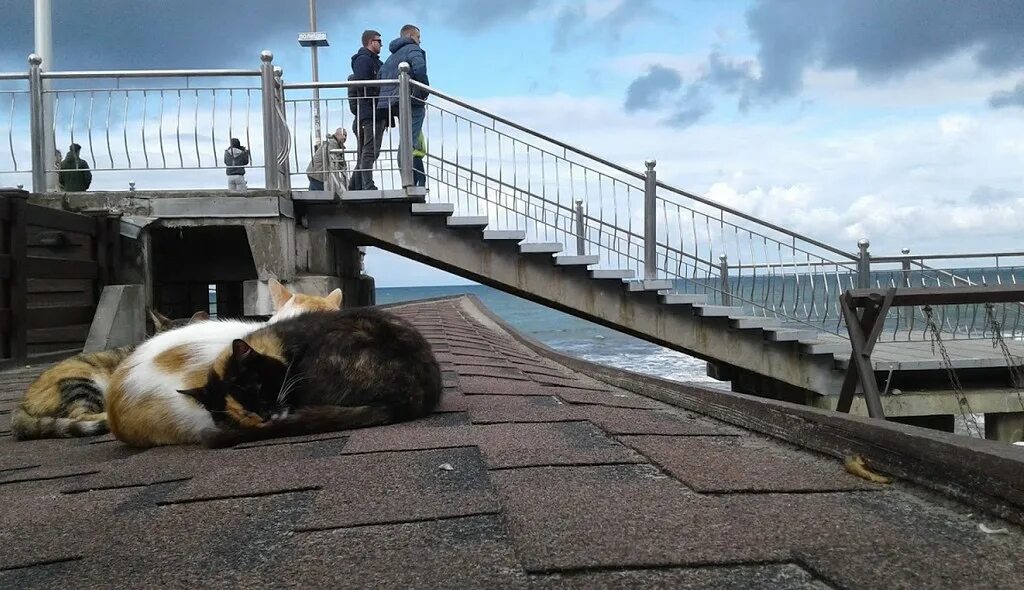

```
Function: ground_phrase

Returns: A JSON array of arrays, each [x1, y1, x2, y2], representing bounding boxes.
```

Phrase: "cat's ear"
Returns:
[[325, 288, 343, 309], [149, 309, 172, 333], [269, 279, 293, 310], [231, 339, 255, 361], [189, 310, 210, 323]]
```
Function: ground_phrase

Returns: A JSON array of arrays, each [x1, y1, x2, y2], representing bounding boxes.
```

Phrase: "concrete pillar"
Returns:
[[83, 285, 146, 352], [244, 220, 296, 281], [295, 226, 335, 274], [333, 234, 374, 308], [984, 412, 1024, 443]]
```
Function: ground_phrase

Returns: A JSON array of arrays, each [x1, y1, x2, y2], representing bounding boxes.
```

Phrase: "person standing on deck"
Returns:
[[378, 24, 429, 183], [223, 138, 250, 192], [58, 143, 92, 192], [348, 30, 385, 191]]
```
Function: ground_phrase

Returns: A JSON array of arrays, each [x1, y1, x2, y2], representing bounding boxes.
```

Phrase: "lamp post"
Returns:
[[298, 0, 329, 141], [34, 0, 56, 191]]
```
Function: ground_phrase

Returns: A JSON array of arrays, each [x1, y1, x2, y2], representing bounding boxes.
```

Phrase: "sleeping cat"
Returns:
[[106, 279, 343, 447], [181, 308, 443, 448], [11, 310, 209, 441]]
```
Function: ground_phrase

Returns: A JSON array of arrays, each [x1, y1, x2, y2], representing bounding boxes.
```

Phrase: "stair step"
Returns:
[[627, 280, 674, 292], [591, 269, 635, 280], [765, 328, 818, 342], [342, 189, 425, 203], [520, 242, 563, 254], [447, 216, 490, 229], [407, 186, 427, 198], [554, 255, 600, 267], [730, 316, 781, 329], [660, 293, 708, 305], [800, 341, 850, 355], [482, 229, 526, 241], [291, 190, 335, 202], [693, 304, 746, 317], [411, 203, 454, 216]]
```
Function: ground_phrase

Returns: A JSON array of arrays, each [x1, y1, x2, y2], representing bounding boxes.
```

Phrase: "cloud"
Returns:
[[624, 65, 682, 111], [665, 86, 712, 128], [746, 0, 1024, 101], [989, 80, 1024, 108], [553, 0, 676, 52], [969, 185, 1020, 204]]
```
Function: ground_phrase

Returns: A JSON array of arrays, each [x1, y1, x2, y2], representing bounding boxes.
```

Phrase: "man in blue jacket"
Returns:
[[378, 24, 429, 186], [349, 29, 384, 191]]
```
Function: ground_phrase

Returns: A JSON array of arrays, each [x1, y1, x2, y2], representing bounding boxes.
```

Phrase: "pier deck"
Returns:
[[1, 296, 1022, 589]]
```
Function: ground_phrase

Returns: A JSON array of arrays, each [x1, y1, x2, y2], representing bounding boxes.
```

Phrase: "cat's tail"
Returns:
[[201, 405, 391, 448], [11, 407, 109, 440]]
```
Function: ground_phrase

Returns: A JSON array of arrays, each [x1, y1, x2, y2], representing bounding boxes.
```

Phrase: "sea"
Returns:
[[375, 284, 729, 390]]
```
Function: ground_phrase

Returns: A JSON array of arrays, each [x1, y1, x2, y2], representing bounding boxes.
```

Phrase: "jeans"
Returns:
[[413, 156, 425, 187], [227, 175, 246, 191], [397, 105, 426, 185], [308, 177, 324, 190], [350, 118, 386, 190]]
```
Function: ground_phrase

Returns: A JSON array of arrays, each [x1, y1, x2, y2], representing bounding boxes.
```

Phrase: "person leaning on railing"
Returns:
[[348, 29, 386, 191], [306, 127, 349, 193], [223, 138, 250, 192], [58, 143, 92, 192]]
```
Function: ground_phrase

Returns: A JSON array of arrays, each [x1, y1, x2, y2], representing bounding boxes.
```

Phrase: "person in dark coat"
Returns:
[[223, 138, 250, 191], [58, 143, 92, 192], [348, 29, 385, 191], [378, 24, 429, 184]]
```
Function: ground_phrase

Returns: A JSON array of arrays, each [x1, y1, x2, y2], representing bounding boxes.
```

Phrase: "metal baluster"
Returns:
[[193, 89, 200, 167], [158, 91, 166, 168], [210, 90, 217, 169], [7, 93, 16, 171], [123, 91, 131, 168], [175, 89, 183, 167]]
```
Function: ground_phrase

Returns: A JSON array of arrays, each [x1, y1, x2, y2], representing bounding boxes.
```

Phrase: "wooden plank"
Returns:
[[0, 199, 9, 221], [27, 278, 93, 294], [848, 285, 1024, 306], [28, 342, 86, 355], [26, 227, 93, 260], [27, 324, 91, 344], [0, 308, 9, 333], [26, 257, 99, 280], [24, 204, 97, 235], [8, 197, 27, 363], [0, 255, 9, 279], [26, 305, 94, 329]]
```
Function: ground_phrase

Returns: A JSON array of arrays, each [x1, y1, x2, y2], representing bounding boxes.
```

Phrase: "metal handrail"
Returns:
[[0, 73, 29, 81], [872, 251, 1024, 263], [282, 79, 398, 90], [41, 69, 260, 79]]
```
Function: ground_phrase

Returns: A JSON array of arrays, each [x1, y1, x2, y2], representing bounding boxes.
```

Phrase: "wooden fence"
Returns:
[[0, 189, 120, 367]]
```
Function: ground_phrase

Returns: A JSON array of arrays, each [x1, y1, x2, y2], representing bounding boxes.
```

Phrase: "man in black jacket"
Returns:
[[348, 29, 385, 191]]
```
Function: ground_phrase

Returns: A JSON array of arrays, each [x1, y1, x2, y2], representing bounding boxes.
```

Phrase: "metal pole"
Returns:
[[28, 54, 45, 193], [720, 254, 731, 306], [308, 0, 321, 140], [644, 159, 657, 280], [259, 50, 278, 189], [574, 199, 586, 255], [398, 62, 414, 188], [857, 238, 871, 289], [34, 0, 56, 191]]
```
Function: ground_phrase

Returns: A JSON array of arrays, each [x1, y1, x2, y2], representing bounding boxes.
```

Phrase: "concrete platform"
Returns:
[[1, 296, 1022, 588]]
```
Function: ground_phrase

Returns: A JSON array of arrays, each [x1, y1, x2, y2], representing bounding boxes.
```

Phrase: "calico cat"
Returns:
[[106, 279, 343, 447], [181, 308, 443, 448], [11, 310, 209, 441]]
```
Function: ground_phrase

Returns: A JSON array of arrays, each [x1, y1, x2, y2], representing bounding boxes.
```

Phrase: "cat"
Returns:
[[180, 307, 443, 448], [106, 279, 343, 447], [11, 310, 210, 441]]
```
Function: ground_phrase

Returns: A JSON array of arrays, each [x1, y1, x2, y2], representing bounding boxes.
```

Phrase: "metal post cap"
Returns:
[[645, 160, 656, 170], [260, 50, 274, 63], [901, 248, 910, 254], [857, 238, 870, 250], [273, 66, 283, 76], [28, 53, 42, 66], [719, 254, 728, 262], [398, 62, 410, 72]]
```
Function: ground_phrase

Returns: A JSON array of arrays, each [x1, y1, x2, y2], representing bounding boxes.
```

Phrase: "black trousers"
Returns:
[[350, 118, 386, 190]]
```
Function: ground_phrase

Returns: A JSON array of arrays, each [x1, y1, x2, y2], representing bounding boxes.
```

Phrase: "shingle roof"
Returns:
[[1, 296, 1022, 589]]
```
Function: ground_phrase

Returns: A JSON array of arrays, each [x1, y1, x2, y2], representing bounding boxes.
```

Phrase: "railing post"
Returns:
[[644, 159, 657, 280], [857, 238, 871, 289], [574, 199, 586, 255], [259, 50, 279, 189], [900, 248, 911, 287], [719, 254, 731, 306], [398, 62, 414, 189], [28, 54, 45, 193], [273, 65, 291, 189]]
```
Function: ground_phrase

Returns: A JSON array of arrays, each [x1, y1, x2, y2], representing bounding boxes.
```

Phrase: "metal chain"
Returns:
[[923, 305, 983, 437], [985, 303, 1024, 412]]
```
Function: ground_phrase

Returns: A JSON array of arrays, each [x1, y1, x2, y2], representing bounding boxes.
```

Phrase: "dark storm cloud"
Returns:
[[746, 0, 1024, 100], [624, 65, 682, 111], [989, 80, 1024, 109], [0, 1, 338, 70]]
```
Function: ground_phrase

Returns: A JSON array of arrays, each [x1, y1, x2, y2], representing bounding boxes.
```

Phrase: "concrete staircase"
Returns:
[[295, 189, 851, 398]]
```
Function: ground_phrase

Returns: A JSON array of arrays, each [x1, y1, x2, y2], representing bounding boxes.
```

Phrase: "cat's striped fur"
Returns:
[[11, 311, 208, 441], [107, 280, 342, 447]]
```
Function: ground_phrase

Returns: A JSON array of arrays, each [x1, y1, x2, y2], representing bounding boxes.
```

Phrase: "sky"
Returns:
[[1, 0, 1022, 287]]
